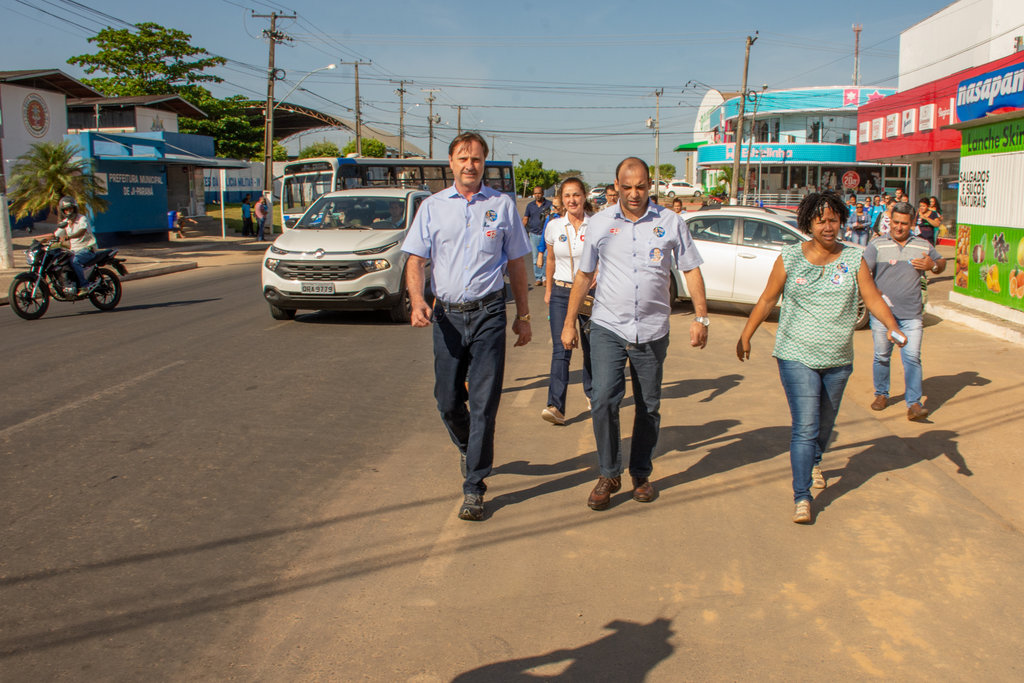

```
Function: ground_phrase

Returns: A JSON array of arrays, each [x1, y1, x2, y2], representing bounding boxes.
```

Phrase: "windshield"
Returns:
[[295, 196, 407, 230]]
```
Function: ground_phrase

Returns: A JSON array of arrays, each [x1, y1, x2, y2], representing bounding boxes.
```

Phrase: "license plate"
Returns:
[[301, 282, 335, 294]]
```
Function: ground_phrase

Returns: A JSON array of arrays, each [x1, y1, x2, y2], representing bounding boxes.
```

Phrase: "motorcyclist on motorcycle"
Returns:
[[43, 196, 98, 293]]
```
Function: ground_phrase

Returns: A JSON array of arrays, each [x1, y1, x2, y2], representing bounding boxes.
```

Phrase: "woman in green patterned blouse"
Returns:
[[736, 191, 904, 524]]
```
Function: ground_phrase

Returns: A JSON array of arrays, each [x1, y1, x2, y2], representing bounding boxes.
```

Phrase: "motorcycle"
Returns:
[[8, 240, 128, 320]]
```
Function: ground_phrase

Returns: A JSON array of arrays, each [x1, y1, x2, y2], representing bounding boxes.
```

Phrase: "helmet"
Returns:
[[58, 196, 78, 215]]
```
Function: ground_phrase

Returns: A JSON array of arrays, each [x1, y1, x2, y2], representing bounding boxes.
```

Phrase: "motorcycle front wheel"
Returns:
[[9, 273, 50, 320], [89, 268, 122, 311]]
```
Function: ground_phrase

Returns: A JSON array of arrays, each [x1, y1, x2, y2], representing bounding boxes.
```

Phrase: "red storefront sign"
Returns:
[[857, 51, 1024, 161]]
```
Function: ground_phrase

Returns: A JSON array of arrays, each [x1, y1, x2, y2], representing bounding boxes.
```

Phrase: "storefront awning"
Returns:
[[674, 141, 708, 152]]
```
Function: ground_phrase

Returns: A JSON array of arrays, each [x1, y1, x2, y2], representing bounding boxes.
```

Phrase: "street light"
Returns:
[[274, 63, 336, 111]]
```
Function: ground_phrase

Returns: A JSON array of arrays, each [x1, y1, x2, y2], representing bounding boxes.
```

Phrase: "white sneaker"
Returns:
[[793, 500, 812, 524], [541, 406, 565, 425], [811, 465, 826, 489]]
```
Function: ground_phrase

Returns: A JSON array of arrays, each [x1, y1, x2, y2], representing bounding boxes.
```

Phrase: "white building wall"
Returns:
[[900, 0, 1024, 91], [0, 83, 69, 178], [134, 106, 179, 133]]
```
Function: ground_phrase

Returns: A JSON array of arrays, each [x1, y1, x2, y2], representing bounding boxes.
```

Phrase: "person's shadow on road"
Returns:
[[889, 371, 991, 418], [655, 424, 789, 493], [451, 617, 674, 682], [813, 429, 970, 520]]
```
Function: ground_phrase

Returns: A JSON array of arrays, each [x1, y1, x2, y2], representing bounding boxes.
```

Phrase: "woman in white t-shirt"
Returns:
[[540, 178, 594, 425]]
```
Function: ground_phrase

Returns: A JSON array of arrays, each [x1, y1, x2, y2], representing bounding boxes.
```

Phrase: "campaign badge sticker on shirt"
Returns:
[[795, 277, 808, 285], [485, 210, 497, 222], [559, 234, 568, 242], [485, 229, 497, 239], [837, 262, 849, 274], [831, 272, 843, 285], [649, 247, 664, 264], [610, 228, 620, 234], [653, 225, 666, 238]]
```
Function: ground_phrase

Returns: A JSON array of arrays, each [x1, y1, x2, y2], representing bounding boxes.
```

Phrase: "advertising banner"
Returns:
[[956, 63, 1024, 122], [953, 223, 1024, 312]]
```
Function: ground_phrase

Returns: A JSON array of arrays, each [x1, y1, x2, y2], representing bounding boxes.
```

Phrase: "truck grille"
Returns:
[[276, 260, 366, 281]]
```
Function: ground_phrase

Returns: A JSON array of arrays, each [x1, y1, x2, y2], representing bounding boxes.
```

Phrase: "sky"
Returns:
[[1, 0, 960, 184]]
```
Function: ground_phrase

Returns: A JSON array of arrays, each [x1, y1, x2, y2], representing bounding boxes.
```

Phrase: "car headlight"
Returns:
[[25, 250, 37, 265], [355, 240, 400, 256], [269, 245, 289, 255], [361, 259, 391, 272], [265, 258, 280, 271]]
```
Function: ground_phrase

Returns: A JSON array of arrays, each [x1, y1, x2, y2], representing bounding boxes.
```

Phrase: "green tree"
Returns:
[[179, 93, 263, 159], [648, 164, 676, 181], [68, 22, 225, 97], [341, 138, 386, 158], [7, 141, 109, 219], [299, 141, 341, 159], [273, 142, 289, 162], [514, 159, 560, 197]]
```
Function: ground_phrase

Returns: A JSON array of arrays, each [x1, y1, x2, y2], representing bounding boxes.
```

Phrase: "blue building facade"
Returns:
[[693, 86, 906, 200]]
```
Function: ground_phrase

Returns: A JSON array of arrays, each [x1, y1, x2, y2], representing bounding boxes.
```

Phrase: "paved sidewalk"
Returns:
[[1, 221, 268, 306]]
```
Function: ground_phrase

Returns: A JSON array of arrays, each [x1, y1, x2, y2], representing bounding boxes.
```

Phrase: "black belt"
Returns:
[[438, 289, 504, 313]]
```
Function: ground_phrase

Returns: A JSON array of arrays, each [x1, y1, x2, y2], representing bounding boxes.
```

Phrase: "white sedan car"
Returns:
[[261, 188, 430, 322], [670, 206, 868, 328], [664, 180, 702, 197]]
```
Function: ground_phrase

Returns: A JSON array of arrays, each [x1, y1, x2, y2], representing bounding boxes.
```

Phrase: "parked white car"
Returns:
[[670, 205, 867, 328], [261, 188, 431, 322], [664, 180, 702, 197]]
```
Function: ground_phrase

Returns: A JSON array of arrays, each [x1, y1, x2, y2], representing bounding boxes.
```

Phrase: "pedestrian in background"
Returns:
[[254, 194, 269, 242], [736, 191, 905, 524], [523, 186, 553, 286], [241, 195, 253, 237], [865, 201, 946, 421], [401, 132, 533, 522], [915, 197, 941, 245], [562, 157, 709, 512], [602, 184, 618, 210], [541, 177, 594, 426]]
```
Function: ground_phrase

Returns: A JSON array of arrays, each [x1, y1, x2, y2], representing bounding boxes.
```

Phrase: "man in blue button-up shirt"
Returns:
[[561, 157, 710, 511], [402, 132, 532, 522]]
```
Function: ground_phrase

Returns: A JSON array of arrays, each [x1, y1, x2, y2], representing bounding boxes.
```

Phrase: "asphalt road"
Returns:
[[2, 262, 1024, 681]]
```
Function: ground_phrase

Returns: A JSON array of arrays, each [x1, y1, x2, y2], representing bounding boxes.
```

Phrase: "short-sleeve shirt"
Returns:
[[579, 202, 703, 344], [523, 199, 552, 235], [863, 235, 941, 319], [773, 243, 863, 369], [242, 203, 252, 219], [402, 183, 529, 303], [916, 210, 939, 244], [544, 214, 589, 283], [54, 214, 96, 252]]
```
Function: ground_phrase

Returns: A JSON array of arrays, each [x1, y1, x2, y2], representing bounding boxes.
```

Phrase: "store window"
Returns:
[[938, 157, 960, 232], [915, 161, 933, 201]]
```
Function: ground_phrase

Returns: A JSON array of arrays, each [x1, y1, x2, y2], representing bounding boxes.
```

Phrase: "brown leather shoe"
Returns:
[[587, 476, 621, 510], [871, 395, 887, 411], [907, 402, 930, 421], [632, 476, 656, 503]]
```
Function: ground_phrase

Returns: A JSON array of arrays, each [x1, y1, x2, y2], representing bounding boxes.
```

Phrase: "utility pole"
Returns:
[[422, 89, 440, 157], [646, 89, 663, 200], [253, 10, 294, 220], [744, 85, 768, 206], [390, 79, 411, 158], [451, 104, 465, 135], [730, 31, 757, 205], [0, 132, 13, 269], [490, 135, 497, 161], [341, 60, 371, 156], [852, 24, 863, 86]]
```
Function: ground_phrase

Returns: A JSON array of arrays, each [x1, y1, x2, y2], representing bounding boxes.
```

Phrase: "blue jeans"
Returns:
[[777, 359, 852, 503], [528, 232, 544, 282], [851, 229, 869, 246], [257, 216, 266, 241], [589, 324, 668, 479], [870, 314, 924, 406], [546, 285, 592, 413], [432, 292, 507, 495], [72, 249, 93, 286]]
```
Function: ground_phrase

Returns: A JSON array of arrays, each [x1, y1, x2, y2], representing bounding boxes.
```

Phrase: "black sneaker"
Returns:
[[458, 493, 484, 521]]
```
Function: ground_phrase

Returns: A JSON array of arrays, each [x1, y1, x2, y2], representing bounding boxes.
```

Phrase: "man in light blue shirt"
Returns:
[[402, 132, 532, 522], [561, 157, 710, 511]]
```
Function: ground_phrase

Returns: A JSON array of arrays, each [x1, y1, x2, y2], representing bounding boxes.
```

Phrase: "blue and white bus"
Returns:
[[280, 157, 516, 228]]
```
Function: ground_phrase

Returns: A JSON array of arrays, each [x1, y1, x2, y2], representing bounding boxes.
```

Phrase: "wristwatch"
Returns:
[[694, 316, 710, 327], [516, 313, 531, 322]]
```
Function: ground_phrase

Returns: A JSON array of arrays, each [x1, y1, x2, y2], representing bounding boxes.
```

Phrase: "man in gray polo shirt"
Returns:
[[561, 157, 709, 510], [863, 202, 946, 421]]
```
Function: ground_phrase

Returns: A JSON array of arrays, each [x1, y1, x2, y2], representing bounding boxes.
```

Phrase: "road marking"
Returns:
[[512, 387, 536, 407], [0, 360, 187, 440]]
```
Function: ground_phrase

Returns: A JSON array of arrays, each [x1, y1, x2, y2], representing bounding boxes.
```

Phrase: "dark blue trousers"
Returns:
[[432, 294, 507, 495], [546, 285, 592, 413]]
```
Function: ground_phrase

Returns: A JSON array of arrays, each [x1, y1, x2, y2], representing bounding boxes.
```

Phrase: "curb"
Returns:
[[928, 302, 1024, 346], [0, 261, 197, 307]]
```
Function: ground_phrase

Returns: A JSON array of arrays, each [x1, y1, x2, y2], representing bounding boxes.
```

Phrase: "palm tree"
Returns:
[[7, 140, 108, 220]]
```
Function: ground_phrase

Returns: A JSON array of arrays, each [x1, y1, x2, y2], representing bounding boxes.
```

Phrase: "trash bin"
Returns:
[[167, 210, 177, 231]]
